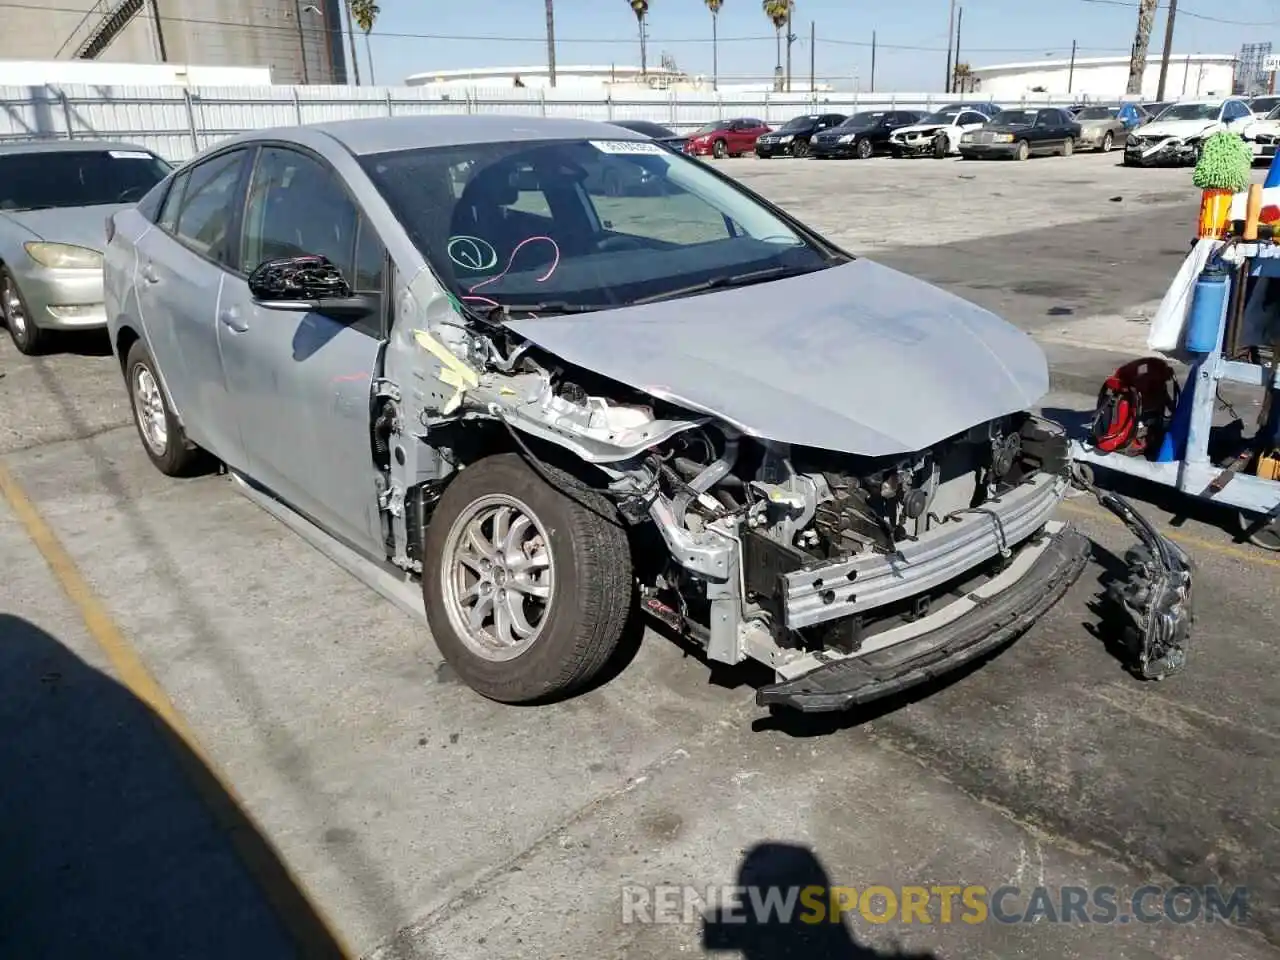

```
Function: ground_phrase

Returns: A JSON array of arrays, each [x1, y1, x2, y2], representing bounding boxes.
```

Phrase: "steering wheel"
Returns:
[[595, 235, 648, 253]]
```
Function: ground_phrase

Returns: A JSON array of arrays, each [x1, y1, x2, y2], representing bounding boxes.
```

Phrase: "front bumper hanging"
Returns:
[[756, 480, 1193, 713]]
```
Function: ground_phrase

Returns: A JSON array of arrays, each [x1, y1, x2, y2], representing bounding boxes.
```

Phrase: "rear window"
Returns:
[[0, 148, 171, 211]]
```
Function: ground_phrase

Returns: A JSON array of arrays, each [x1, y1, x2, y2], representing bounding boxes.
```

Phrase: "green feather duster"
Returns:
[[1192, 131, 1253, 192]]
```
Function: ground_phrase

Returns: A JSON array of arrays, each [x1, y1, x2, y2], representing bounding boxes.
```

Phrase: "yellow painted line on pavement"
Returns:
[[1059, 497, 1280, 569], [0, 461, 354, 960]]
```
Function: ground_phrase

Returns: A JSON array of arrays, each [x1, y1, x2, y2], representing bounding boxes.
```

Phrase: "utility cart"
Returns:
[[1069, 196, 1280, 552]]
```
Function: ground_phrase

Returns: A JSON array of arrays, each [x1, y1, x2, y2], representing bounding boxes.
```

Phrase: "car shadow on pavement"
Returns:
[[702, 842, 938, 959], [0, 612, 343, 958], [47, 328, 114, 357]]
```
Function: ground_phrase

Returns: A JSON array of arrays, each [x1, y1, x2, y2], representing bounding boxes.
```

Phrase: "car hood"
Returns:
[[1133, 118, 1219, 139], [983, 123, 1032, 134], [503, 258, 1049, 457], [0, 203, 129, 251], [1242, 119, 1280, 136]]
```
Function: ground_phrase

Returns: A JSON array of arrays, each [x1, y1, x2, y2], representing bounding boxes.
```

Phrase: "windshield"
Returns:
[[779, 115, 819, 131], [359, 138, 837, 313], [921, 109, 964, 124], [991, 110, 1036, 126], [1156, 102, 1220, 121], [1252, 97, 1280, 114], [0, 148, 171, 211], [692, 122, 723, 135], [1076, 107, 1117, 120], [838, 112, 887, 129]]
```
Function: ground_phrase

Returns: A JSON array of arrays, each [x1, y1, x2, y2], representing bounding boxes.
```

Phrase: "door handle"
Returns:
[[219, 307, 248, 333], [141, 263, 160, 284]]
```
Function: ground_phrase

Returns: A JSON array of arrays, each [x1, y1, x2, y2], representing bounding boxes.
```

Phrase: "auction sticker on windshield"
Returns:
[[590, 140, 665, 155]]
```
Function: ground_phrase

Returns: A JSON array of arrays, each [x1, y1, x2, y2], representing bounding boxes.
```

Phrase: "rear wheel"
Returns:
[[422, 452, 634, 704], [125, 338, 203, 476], [1061, 137, 1074, 157], [1, 268, 46, 356], [712, 138, 727, 159], [855, 137, 874, 160]]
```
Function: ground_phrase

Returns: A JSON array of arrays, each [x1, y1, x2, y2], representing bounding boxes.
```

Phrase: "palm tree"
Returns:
[[762, 0, 792, 87], [952, 62, 972, 93], [1125, 0, 1158, 95], [546, 0, 557, 87], [629, 0, 650, 77], [705, 0, 723, 91], [348, 0, 380, 84]]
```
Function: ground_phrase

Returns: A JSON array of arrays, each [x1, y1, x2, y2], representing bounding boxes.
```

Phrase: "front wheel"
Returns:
[[791, 138, 809, 158], [712, 138, 727, 159], [422, 452, 634, 704], [125, 339, 204, 476], [855, 137, 874, 160], [933, 134, 950, 158], [1238, 510, 1280, 552], [1, 268, 46, 355], [1013, 140, 1031, 161], [1101, 131, 1114, 152]]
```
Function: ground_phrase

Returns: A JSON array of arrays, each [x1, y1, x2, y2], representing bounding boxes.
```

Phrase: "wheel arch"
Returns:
[[115, 323, 189, 434]]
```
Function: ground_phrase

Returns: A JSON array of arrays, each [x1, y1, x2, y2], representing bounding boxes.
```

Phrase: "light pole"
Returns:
[[294, 1, 322, 84]]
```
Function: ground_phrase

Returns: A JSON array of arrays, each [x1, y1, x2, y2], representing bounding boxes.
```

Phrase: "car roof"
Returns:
[[216, 114, 650, 158], [0, 138, 155, 156]]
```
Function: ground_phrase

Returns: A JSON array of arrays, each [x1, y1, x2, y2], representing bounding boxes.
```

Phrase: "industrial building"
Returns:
[[0, 0, 348, 85], [970, 53, 1237, 100]]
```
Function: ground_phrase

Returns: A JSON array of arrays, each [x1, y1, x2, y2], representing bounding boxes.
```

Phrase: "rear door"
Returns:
[[133, 146, 254, 464], [217, 143, 389, 556]]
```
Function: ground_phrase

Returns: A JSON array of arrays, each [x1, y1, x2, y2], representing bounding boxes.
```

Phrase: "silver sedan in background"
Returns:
[[0, 140, 171, 354]]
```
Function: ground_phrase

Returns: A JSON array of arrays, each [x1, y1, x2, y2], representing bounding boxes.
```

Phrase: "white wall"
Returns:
[[0, 61, 274, 87], [974, 58, 1236, 100]]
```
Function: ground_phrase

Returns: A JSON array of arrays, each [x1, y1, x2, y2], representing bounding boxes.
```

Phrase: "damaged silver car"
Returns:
[[104, 116, 1193, 713]]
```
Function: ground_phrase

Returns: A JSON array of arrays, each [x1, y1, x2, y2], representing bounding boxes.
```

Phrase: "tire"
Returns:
[[1238, 510, 1280, 552], [1101, 131, 1114, 152], [712, 138, 727, 159], [124, 338, 202, 476], [1, 268, 46, 356], [1013, 140, 1030, 161], [854, 137, 874, 159], [933, 134, 950, 158], [422, 452, 634, 704], [1061, 137, 1074, 157], [791, 138, 809, 158], [1123, 152, 1138, 166]]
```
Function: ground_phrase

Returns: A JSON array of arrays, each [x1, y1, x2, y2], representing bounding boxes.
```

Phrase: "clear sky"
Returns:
[[359, 0, 1278, 90]]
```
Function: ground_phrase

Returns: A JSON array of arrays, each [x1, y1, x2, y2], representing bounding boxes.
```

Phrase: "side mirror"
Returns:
[[247, 255, 376, 321]]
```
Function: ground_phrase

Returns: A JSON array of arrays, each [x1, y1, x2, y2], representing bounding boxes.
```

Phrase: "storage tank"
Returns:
[[0, 0, 348, 85]]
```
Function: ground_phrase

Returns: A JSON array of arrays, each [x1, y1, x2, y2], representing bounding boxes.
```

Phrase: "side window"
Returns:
[[242, 146, 359, 278], [1227, 100, 1249, 120], [169, 149, 249, 265], [960, 112, 985, 126], [157, 171, 188, 231], [241, 146, 384, 338]]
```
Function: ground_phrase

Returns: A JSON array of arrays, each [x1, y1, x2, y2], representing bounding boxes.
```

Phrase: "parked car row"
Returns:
[[623, 93, 1280, 168]]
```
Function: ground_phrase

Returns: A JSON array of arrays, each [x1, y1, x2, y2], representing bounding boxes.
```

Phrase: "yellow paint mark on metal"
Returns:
[[0, 462, 354, 960], [413, 329, 479, 414], [1059, 498, 1280, 569]]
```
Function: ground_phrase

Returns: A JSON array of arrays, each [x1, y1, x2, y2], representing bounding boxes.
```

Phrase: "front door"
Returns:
[[134, 147, 254, 466], [217, 144, 389, 557]]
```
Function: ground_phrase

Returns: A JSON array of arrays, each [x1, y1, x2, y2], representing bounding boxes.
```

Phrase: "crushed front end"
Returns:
[[1124, 131, 1203, 166]]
